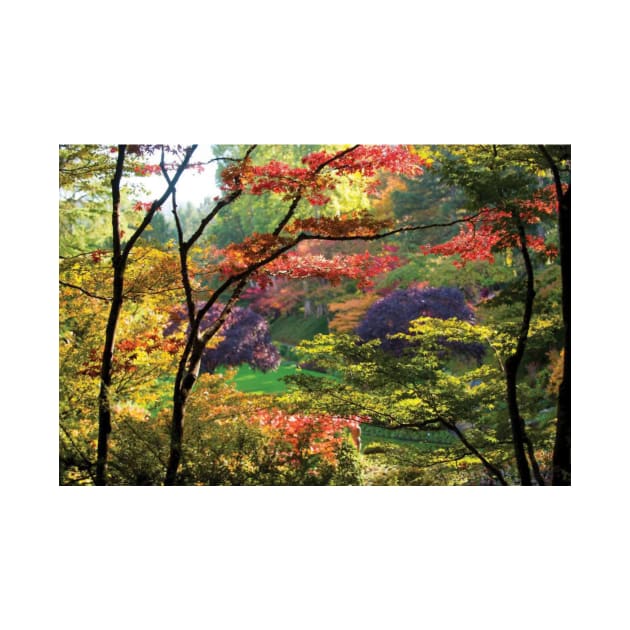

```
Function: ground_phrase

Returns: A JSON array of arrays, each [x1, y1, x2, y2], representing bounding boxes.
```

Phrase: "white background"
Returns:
[[2, 1, 627, 628]]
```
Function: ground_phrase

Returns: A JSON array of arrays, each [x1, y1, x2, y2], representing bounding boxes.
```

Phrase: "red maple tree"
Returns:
[[421, 184, 559, 267]]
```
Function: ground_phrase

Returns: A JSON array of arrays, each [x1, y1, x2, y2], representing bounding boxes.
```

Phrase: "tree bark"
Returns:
[[164, 389, 186, 486], [505, 357, 533, 485], [537, 146, 570, 485], [164, 338, 204, 485], [95, 278, 124, 485], [552, 186, 570, 484], [505, 210, 538, 486], [95, 147, 126, 486]]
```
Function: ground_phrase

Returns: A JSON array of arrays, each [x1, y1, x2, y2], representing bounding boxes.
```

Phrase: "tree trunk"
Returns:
[[164, 340, 204, 485], [95, 148, 126, 486], [552, 186, 571, 484], [505, 210, 539, 486], [95, 276, 124, 485], [505, 356, 533, 486], [537, 146, 570, 485], [164, 389, 186, 486]]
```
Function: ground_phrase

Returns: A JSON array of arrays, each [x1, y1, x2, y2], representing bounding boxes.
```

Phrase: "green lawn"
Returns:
[[222, 362, 329, 394]]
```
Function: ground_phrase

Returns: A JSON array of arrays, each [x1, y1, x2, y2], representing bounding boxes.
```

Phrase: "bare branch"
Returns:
[[183, 145, 257, 248], [59, 280, 110, 302], [121, 144, 198, 265], [438, 417, 508, 485]]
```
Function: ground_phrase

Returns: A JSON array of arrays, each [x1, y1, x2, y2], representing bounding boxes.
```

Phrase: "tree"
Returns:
[[61, 144, 526, 485], [421, 145, 562, 485], [59, 145, 201, 485], [97, 146, 200, 485], [356, 286, 484, 360], [286, 318, 510, 485], [59, 246, 185, 484], [163, 144, 429, 484], [537, 145, 570, 485]]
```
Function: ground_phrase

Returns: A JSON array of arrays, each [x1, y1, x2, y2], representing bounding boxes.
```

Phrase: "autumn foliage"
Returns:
[[60, 143, 568, 487], [220, 145, 425, 203], [357, 286, 484, 360], [165, 303, 281, 373], [261, 248, 401, 290], [251, 410, 363, 465], [421, 185, 559, 267]]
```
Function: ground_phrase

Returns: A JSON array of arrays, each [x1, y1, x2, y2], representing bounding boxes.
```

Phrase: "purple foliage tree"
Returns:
[[166, 303, 281, 374], [356, 287, 484, 360]]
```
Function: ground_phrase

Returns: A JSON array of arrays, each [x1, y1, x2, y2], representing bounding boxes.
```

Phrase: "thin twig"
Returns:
[[59, 280, 110, 302]]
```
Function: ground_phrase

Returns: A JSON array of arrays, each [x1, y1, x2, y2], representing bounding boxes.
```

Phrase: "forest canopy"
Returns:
[[59, 143, 570, 486]]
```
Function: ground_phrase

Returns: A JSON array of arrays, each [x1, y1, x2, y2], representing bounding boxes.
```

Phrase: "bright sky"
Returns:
[[139, 145, 221, 206]]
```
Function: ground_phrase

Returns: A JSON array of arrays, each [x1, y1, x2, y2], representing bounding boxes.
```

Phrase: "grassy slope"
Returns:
[[224, 362, 327, 394]]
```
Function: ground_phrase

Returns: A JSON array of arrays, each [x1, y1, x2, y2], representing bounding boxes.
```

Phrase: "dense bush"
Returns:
[[356, 286, 485, 361], [165, 303, 281, 374]]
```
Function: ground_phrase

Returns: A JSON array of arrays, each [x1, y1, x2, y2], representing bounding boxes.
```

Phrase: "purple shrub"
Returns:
[[165, 303, 281, 374], [356, 287, 484, 361]]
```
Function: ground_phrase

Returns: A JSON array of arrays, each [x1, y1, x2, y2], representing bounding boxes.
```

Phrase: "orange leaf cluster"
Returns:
[[286, 213, 394, 238], [133, 164, 162, 176], [251, 410, 364, 463], [133, 201, 155, 212], [219, 233, 293, 276], [221, 158, 336, 204], [79, 330, 183, 378], [91, 249, 107, 263], [329, 293, 381, 332], [262, 250, 401, 290]]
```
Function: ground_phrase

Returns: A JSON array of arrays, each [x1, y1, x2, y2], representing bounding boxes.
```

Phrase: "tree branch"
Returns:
[[273, 145, 360, 236], [111, 145, 126, 263], [438, 417, 508, 485], [121, 145, 198, 266], [59, 280, 110, 302], [185, 190, 242, 249], [523, 427, 546, 485]]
